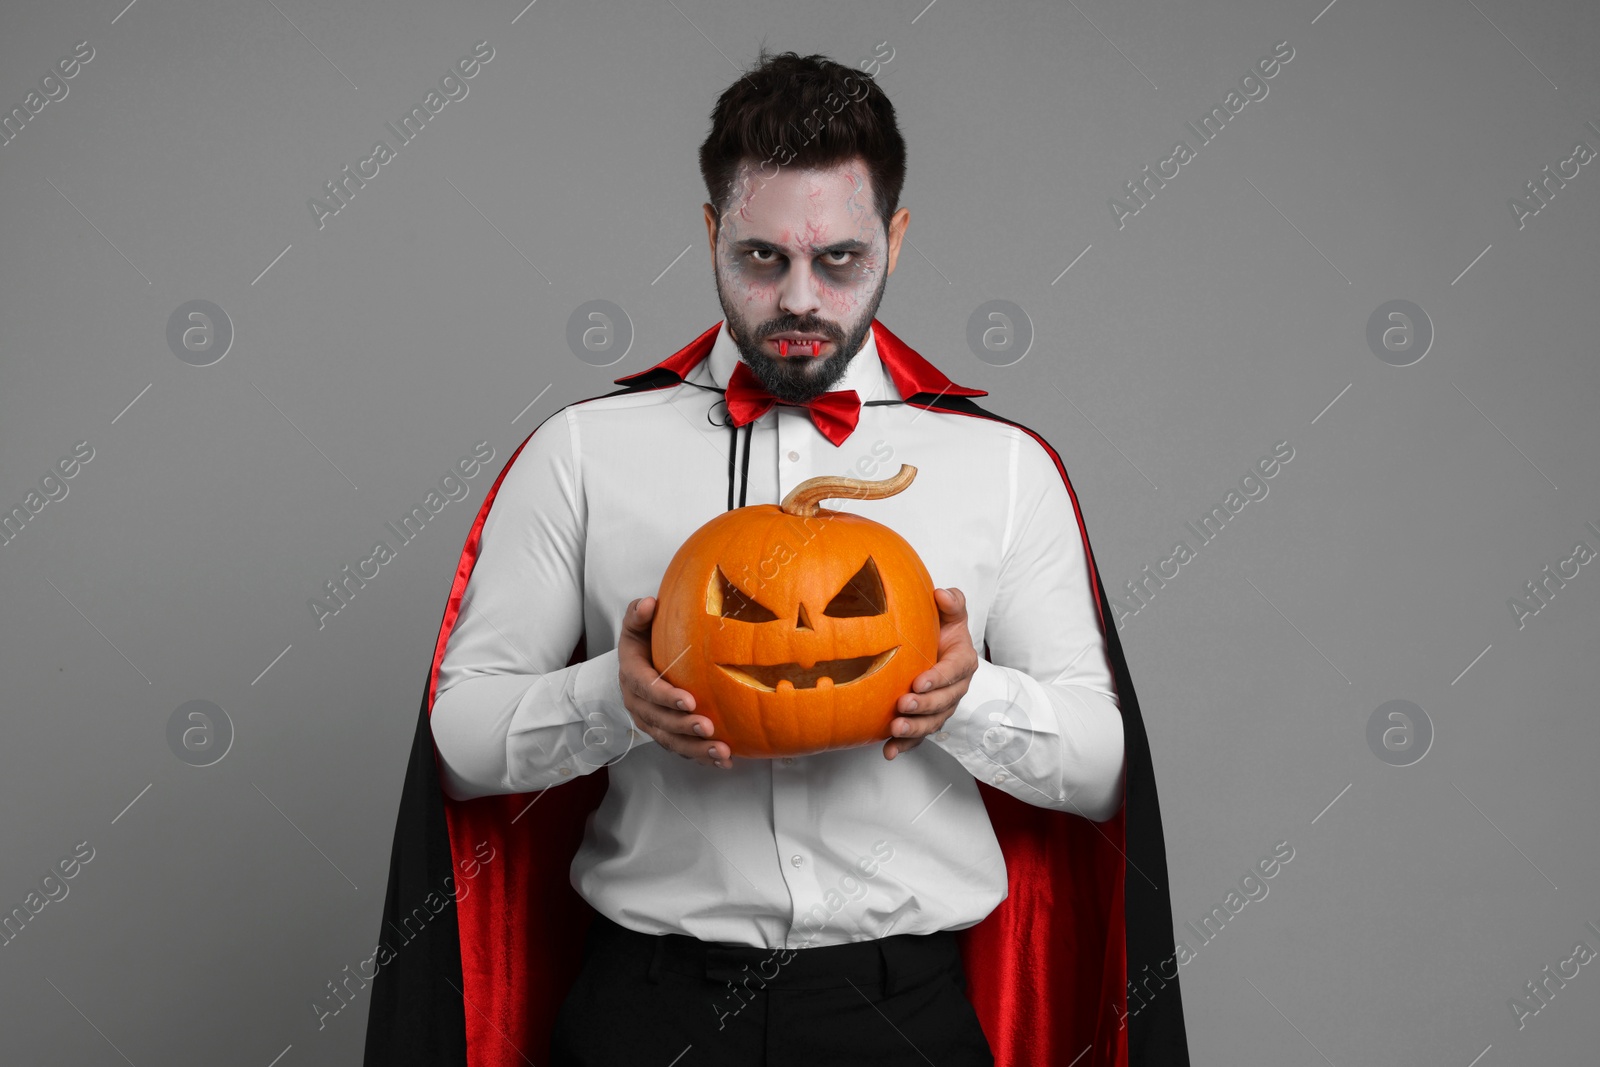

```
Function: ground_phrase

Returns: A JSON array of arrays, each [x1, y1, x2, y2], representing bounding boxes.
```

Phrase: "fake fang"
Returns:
[[779, 339, 820, 356]]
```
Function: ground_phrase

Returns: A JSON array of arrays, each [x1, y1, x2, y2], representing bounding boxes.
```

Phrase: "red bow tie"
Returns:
[[724, 360, 861, 447]]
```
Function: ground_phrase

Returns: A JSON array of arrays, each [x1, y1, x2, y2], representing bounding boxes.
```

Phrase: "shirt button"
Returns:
[[782, 757, 794, 765], [992, 772, 1008, 784], [558, 766, 572, 777], [787, 450, 799, 462], [933, 731, 949, 742], [790, 854, 804, 867]]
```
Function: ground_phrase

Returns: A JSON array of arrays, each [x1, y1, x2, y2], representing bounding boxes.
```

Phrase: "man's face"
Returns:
[[703, 159, 910, 403]]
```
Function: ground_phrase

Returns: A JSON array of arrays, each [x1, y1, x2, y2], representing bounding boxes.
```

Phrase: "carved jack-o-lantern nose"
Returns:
[[652, 465, 940, 759]]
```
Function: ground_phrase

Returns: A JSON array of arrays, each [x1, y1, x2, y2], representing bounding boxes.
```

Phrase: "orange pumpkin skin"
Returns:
[[650, 467, 939, 759]]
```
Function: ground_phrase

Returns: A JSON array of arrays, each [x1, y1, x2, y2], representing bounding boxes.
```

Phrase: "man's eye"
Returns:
[[748, 249, 778, 265], [823, 252, 854, 267]]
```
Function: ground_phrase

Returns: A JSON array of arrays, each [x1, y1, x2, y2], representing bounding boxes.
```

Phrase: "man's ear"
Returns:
[[703, 203, 719, 264], [885, 207, 910, 276]]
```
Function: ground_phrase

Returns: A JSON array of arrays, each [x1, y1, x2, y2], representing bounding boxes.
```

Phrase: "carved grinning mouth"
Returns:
[[717, 647, 898, 692]]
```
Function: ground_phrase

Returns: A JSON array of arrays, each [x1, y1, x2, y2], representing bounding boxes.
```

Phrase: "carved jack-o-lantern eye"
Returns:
[[705, 558, 888, 625], [708, 566, 780, 622], [823, 557, 886, 618]]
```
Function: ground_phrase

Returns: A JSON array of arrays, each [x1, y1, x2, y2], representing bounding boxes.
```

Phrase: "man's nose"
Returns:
[[776, 260, 822, 318]]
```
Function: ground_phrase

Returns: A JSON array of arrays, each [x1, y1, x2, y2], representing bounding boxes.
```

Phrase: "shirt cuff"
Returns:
[[571, 646, 644, 766], [930, 658, 1013, 758]]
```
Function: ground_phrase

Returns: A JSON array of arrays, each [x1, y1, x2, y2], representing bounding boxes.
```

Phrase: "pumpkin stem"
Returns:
[[778, 464, 918, 518]]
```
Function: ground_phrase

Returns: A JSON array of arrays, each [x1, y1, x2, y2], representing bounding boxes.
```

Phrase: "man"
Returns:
[[364, 50, 1190, 1067]]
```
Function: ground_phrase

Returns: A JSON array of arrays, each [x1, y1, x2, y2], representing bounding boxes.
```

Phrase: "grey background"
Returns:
[[2, 0, 1597, 1064]]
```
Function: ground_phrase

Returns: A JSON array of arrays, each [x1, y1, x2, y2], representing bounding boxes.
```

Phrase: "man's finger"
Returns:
[[888, 706, 954, 739], [901, 661, 968, 710], [643, 706, 715, 741], [623, 595, 669, 642], [632, 711, 727, 761], [899, 666, 976, 716], [883, 736, 925, 760], [625, 666, 696, 713], [625, 700, 731, 767], [935, 587, 968, 621], [656, 730, 732, 767]]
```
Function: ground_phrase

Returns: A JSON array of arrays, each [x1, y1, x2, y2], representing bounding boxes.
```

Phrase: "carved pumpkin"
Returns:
[[651, 464, 940, 759]]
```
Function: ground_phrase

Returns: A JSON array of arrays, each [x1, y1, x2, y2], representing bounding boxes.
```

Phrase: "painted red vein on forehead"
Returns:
[[800, 220, 831, 247]]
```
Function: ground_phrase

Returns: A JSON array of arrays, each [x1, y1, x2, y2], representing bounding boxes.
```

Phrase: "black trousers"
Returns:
[[550, 913, 995, 1066]]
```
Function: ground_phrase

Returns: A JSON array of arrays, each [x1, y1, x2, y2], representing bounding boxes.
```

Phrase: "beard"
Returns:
[[715, 267, 889, 404]]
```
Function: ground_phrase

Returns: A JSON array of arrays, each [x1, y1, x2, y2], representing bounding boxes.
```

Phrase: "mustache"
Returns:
[[759, 317, 842, 341]]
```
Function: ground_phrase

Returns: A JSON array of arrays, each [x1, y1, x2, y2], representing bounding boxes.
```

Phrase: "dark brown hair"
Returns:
[[699, 48, 907, 232]]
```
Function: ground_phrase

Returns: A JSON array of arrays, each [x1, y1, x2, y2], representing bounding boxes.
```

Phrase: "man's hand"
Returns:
[[884, 587, 979, 760], [618, 596, 731, 769]]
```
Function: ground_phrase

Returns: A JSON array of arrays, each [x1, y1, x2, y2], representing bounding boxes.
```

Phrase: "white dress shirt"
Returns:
[[429, 321, 1126, 950]]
